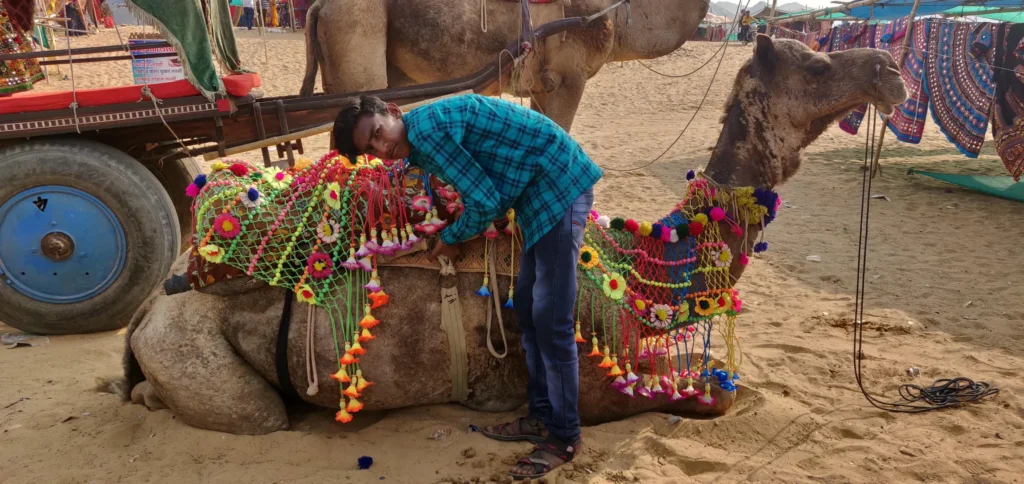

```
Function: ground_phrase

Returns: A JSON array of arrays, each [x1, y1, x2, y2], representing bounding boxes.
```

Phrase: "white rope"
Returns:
[[305, 304, 319, 396], [484, 243, 509, 359], [480, 0, 488, 32]]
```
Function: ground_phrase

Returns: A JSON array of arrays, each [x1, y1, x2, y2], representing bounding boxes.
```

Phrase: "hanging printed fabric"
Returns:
[[884, 19, 931, 143], [925, 21, 996, 158], [990, 23, 1024, 181]]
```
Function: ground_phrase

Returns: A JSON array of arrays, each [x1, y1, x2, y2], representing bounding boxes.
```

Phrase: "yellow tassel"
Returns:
[[356, 371, 373, 392], [588, 337, 602, 357], [350, 332, 366, 356], [358, 327, 375, 342], [343, 381, 360, 398], [607, 356, 623, 377], [359, 304, 380, 329], [346, 397, 364, 413], [574, 322, 585, 343], [598, 346, 614, 368], [335, 406, 353, 423], [333, 366, 350, 382]]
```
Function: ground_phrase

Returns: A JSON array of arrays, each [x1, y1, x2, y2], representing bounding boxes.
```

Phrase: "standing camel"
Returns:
[[299, 0, 709, 131]]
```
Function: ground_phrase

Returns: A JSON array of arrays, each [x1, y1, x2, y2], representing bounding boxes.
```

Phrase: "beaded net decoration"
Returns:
[[186, 154, 780, 421], [575, 172, 779, 403], [186, 151, 516, 424]]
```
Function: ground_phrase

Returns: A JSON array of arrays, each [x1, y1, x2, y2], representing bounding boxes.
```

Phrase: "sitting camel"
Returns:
[[299, 0, 709, 131], [116, 37, 907, 435]]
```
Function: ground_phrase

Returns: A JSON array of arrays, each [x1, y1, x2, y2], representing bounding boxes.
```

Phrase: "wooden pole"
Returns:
[[256, 0, 269, 62], [768, 0, 779, 34], [869, 0, 921, 178], [288, 0, 297, 32]]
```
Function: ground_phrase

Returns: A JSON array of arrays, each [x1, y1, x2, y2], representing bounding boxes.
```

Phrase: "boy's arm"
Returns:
[[417, 129, 502, 246]]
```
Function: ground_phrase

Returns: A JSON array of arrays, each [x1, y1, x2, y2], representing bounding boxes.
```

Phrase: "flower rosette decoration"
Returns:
[[317, 219, 341, 244], [213, 213, 242, 239], [578, 246, 600, 270], [710, 245, 733, 268], [263, 166, 293, 190], [648, 304, 673, 329], [602, 272, 626, 300], [307, 252, 334, 280]]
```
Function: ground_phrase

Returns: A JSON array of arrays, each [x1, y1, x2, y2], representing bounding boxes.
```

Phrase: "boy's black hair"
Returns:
[[332, 95, 389, 162]]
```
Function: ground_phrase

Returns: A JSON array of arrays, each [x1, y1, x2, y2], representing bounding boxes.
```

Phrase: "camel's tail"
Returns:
[[299, 1, 324, 98]]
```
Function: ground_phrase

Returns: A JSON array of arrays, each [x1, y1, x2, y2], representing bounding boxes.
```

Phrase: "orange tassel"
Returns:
[[343, 381, 361, 398], [331, 366, 350, 383], [335, 407, 353, 423], [368, 290, 390, 309], [574, 322, 585, 343], [359, 304, 380, 329], [358, 327, 375, 342], [588, 336, 602, 357], [346, 397, 364, 413], [598, 346, 614, 368], [607, 356, 624, 377], [350, 338, 366, 356], [339, 342, 358, 365]]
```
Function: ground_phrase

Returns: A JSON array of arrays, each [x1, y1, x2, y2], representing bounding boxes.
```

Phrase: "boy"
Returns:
[[333, 94, 602, 479]]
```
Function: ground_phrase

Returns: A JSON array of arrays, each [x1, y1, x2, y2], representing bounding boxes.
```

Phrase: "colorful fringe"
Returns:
[[576, 176, 779, 402]]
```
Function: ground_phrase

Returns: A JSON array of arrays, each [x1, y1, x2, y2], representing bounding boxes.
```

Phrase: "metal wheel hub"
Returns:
[[0, 186, 126, 304]]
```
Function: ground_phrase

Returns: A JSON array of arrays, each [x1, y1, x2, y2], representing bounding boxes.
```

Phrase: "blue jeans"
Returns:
[[242, 7, 255, 29], [513, 187, 594, 444]]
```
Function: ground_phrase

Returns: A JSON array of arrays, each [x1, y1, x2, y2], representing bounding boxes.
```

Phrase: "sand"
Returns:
[[2, 27, 1023, 484]]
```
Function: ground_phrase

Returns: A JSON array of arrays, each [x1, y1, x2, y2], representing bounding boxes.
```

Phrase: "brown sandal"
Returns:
[[509, 437, 580, 480], [480, 417, 548, 444]]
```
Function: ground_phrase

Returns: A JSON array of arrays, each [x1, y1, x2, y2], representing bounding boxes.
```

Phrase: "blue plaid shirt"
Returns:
[[404, 94, 603, 250]]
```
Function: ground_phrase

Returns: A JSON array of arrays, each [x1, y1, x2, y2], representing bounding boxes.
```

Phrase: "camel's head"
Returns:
[[741, 35, 907, 120], [711, 35, 908, 187]]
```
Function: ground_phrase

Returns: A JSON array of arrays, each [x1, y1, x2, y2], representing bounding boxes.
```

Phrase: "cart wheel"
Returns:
[[148, 157, 203, 252], [0, 139, 180, 335]]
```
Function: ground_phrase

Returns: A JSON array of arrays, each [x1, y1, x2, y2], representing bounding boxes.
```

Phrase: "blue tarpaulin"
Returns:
[[808, 0, 1024, 20]]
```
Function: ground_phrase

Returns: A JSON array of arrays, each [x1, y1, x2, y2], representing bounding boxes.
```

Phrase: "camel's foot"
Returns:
[[130, 381, 168, 410]]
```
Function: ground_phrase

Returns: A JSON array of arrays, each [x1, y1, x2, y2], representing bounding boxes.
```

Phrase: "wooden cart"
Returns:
[[0, 17, 585, 335]]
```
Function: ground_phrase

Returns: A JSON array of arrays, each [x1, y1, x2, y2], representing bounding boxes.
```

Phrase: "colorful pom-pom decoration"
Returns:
[[686, 170, 696, 180], [754, 241, 769, 253], [709, 207, 726, 222], [624, 219, 639, 233], [228, 163, 248, 177], [610, 217, 626, 230], [357, 456, 373, 470]]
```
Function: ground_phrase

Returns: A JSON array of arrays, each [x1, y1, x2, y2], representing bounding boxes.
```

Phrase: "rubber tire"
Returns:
[[0, 138, 180, 335], [147, 157, 203, 252]]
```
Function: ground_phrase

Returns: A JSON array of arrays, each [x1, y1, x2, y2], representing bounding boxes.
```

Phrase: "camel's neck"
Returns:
[[703, 96, 808, 189], [602, 0, 708, 61]]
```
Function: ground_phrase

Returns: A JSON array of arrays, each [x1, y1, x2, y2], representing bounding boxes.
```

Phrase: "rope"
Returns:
[[635, 40, 728, 79], [305, 304, 320, 396], [63, 27, 81, 133], [597, 0, 753, 173], [852, 105, 999, 413], [480, 0, 488, 32], [438, 256, 471, 401], [484, 242, 509, 359]]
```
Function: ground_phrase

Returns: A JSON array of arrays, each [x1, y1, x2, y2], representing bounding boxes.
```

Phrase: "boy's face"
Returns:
[[351, 105, 411, 161]]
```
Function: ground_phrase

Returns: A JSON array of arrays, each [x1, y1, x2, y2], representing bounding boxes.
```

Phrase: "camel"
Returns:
[[115, 37, 907, 436], [299, 0, 709, 131]]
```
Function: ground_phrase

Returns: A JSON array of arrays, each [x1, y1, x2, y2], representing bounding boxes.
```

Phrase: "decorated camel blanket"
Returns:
[[185, 152, 780, 423]]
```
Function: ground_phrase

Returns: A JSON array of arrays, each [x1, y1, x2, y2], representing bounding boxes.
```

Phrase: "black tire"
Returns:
[[147, 157, 202, 252], [0, 139, 180, 335]]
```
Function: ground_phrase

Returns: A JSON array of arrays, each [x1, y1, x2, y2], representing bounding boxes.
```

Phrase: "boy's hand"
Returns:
[[428, 240, 461, 262]]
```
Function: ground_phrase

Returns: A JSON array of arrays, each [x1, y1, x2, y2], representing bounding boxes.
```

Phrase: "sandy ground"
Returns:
[[2, 26, 1024, 484]]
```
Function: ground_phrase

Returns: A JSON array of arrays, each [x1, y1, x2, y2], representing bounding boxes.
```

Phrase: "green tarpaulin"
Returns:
[[909, 169, 1024, 203], [126, 0, 248, 100]]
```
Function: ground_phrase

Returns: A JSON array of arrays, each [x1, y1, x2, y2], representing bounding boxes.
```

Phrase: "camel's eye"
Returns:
[[807, 58, 830, 76]]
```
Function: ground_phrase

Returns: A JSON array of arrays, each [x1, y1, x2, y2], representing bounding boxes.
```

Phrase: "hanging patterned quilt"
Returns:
[[884, 19, 931, 143], [990, 23, 1024, 181], [925, 21, 995, 158], [186, 155, 780, 423]]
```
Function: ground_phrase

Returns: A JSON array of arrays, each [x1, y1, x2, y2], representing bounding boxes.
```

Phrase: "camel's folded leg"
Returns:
[[130, 292, 288, 435]]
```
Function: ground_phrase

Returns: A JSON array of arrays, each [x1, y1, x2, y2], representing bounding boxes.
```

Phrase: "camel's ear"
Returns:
[[385, 102, 403, 118], [755, 34, 777, 72]]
